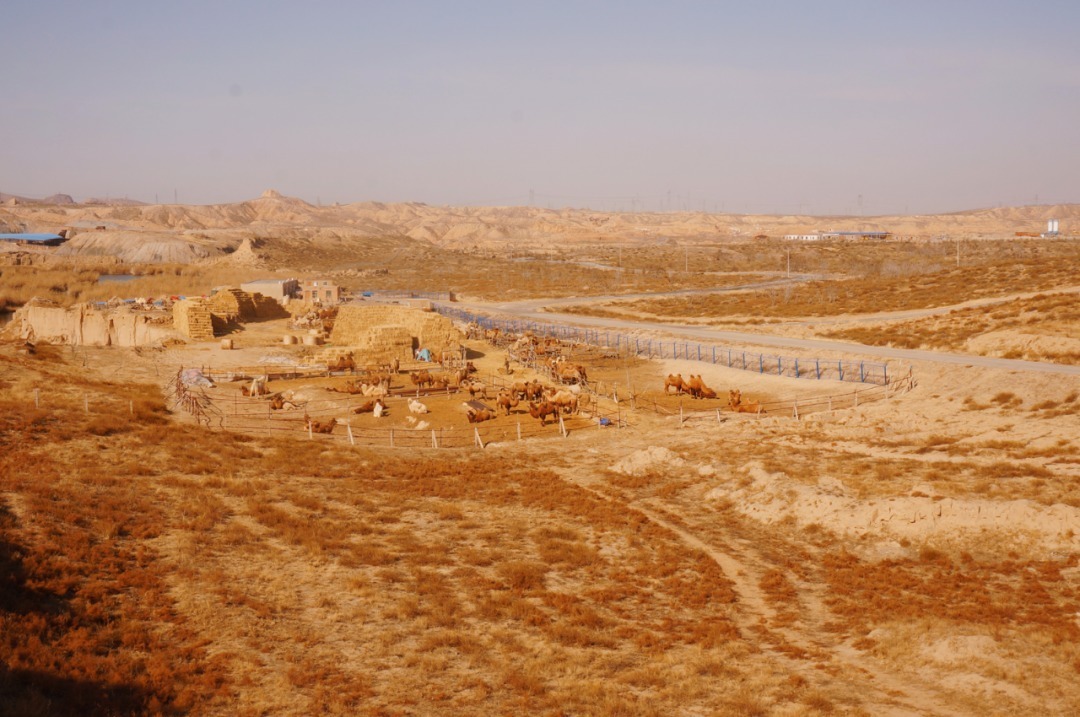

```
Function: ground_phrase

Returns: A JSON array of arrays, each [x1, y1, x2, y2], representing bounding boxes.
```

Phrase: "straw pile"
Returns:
[[329, 305, 463, 364], [173, 299, 215, 340]]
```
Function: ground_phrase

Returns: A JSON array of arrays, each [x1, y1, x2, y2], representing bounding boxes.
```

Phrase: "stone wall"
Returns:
[[3, 299, 178, 347]]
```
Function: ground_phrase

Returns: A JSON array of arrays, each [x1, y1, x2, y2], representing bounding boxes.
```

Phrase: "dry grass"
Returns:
[[560, 240, 1080, 321], [825, 291, 1080, 363]]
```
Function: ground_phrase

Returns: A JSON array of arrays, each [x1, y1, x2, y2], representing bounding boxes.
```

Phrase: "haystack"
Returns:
[[329, 305, 463, 364]]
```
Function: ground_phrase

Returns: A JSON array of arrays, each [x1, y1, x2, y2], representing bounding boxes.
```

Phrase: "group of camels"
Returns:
[[665, 374, 765, 413]]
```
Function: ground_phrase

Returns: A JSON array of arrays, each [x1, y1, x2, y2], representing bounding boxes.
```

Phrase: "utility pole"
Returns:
[[786, 248, 791, 277], [956, 237, 960, 268]]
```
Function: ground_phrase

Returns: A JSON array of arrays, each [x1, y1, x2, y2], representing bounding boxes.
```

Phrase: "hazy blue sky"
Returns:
[[3, 1, 1078, 214]]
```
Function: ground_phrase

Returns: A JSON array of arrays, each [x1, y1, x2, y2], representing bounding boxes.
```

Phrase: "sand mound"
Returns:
[[610, 446, 686, 476]]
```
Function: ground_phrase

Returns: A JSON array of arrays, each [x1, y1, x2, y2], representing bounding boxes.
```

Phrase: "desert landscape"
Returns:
[[1, 192, 1078, 716]]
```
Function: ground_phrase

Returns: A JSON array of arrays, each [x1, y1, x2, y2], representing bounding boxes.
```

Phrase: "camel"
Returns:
[[326, 354, 355, 374], [664, 374, 685, 394], [686, 375, 704, 398], [241, 378, 269, 397], [408, 398, 430, 414], [528, 401, 559, 426], [269, 393, 302, 411], [410, 370, 434, 389], [544, 388, 579, 414], [496, 390, 520, 416], [353, 398, 386, 415], [463, 379, 488, 400], [304, 413, 337, 434], [467, 408, 496, 423], [728, 389, 765, 414]]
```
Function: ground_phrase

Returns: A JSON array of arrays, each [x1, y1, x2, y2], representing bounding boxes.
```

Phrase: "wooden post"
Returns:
[[431, 429, 438, 448], [34, 388, 40, 408], [679, 401, 684, 426], [308, 422, 313, 439], [716, 408, 722, 424], [517, 422, 522, 441], [474, 427, 484, 449], [347, 422, 355, 446], [84, 395, 88, 414], [129, 400, 134, 416], [390, 428, 395, 447], [792, 400, 799, 420], [559, 414, 566, 437]]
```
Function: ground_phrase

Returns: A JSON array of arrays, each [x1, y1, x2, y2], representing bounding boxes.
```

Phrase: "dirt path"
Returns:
[[551, 457, 970, 716], [442, 288, 1080, 376]]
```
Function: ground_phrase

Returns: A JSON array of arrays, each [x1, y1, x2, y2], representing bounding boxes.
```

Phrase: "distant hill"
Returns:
[[2, 189, 1076, 263]]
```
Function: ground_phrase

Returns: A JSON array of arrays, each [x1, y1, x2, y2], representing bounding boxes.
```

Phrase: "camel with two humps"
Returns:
[[664, 374, 685, 395], [686, 375, 718, 399], [543, 388, 579, 414], [728, 389, 765, 414], [326, 353, 356, 375], [304, 413, 337, 434], [353, 398, 387, 415], [528, 401, 559, 426], [496, 389, 520, 416]]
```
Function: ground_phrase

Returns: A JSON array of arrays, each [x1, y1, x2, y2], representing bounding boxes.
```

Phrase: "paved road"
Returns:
[[441, 286, 1080, 377]]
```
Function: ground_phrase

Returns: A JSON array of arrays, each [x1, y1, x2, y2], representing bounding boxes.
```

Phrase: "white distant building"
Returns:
[[240, 278, 299, 305], [784, 233, 822, 241]]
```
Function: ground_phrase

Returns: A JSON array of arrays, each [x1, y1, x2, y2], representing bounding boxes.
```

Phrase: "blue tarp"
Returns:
[[416, 348, 432, 361]]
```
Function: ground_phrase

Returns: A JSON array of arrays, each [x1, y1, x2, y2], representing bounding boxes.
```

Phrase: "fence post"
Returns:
[[474, 427, 484, 449], [792, 400, 799, 420], [839, 361, 844, 381], [390, 428, 395, 447], [308, 422, 313, 439], [759, 355, 763, 374], [778, 357, 783, 377], [347, 422, 355, 446], [559, 414, 566, 437], [860, 362, 865, 382], [680, 402, 684, 426], [816, 359, 821, 380], [431, 429, 438, 448], [84, 394, 89, 414], [794, 358, 799, 379], [517, 422, 522, 441], [35, 388, 40, 408]]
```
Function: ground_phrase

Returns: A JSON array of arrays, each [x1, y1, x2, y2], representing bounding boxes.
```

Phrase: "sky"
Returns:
[[3, 0, 1079, 215]]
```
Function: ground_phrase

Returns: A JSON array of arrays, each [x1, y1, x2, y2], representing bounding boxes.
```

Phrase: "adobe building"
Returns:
[[300, 279, 340, 305]]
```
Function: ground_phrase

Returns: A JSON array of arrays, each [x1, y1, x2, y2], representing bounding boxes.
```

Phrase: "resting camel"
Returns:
[[353, 398, 386, 415], [728, 389, 765, 414], [528, 401, 559, 426], [664, 374, 685, 395], [496, 390, 520, 416], [408, 398, 430, 414], [326, 354, 355, 374], [304, 413, 337, 434], [467, 408, 496, 423], [269, 393, 302, 411]]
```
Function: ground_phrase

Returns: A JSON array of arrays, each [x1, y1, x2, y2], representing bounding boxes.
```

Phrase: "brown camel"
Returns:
[[304, 413, 337, 434], [496, 390, 520, 416], [728, 389, 765, 414], [528, 401, 559, 426], [664, 374, 685, 394]]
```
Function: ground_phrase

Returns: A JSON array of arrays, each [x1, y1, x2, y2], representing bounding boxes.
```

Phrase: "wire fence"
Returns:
[[435, 305, 894, 386], [167, 368, 626, 450]]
